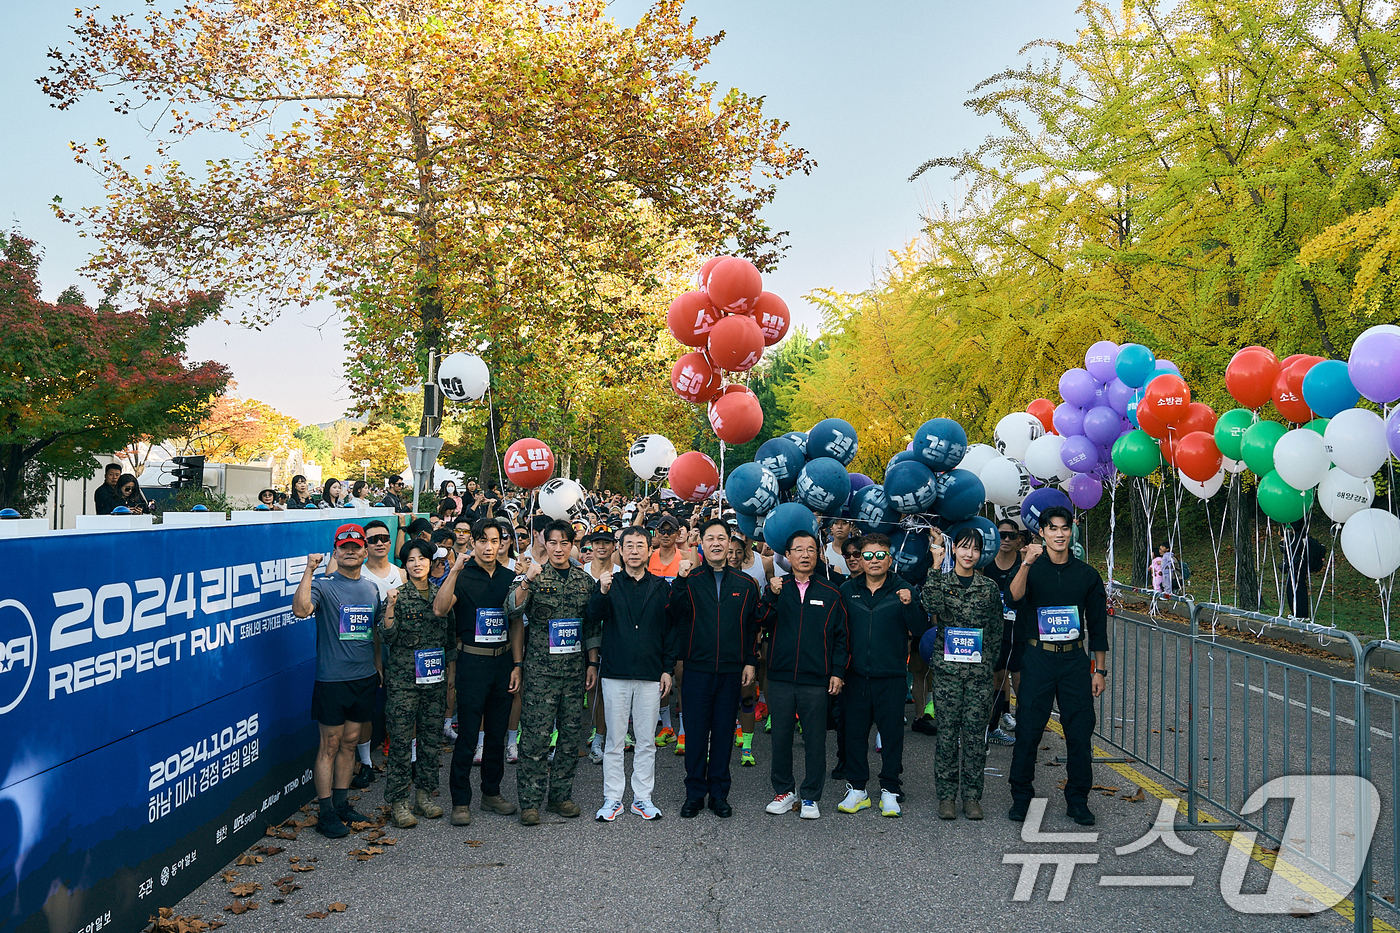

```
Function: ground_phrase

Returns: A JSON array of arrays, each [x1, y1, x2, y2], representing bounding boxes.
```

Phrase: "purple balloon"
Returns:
[[1067, 474, 1103, 509], [1106, 377, 1135, 416], [1053, 402, 1086, 436], [1021, 487, 1073, 533], [1389, 407, 1400, 460], [1156, 359, 1180, 375], [848, 472, 874, 493], [1060, 435, 1100, 474], [1085, 340, 1120, 383], [1059, 368, 1097, 408], [1082, 405, 1121, 445], [1349, 331, 1400, 404]]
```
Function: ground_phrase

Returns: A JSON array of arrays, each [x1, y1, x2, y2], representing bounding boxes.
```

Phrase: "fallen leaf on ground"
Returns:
[[329, 903, 347, 912], [349, 821, 376, 831], [291, 863, 317, 873], [362, 829, 386, 841], [1091, 785, 1119, 792], [276, 882, 302, 895], [233, 854, 262, 866], [220, 870, 239, 882], [305, 911, 329, 919], [1122, 787, 1145, 802], [270, 899, 285, 905], [149, 908, 226, 932], [222, 900, 258, 915], [254, 845, 285, 856], [465, 840, 484, 848], [265, 826, 298, 840], [229, 883, 260, 897], [377, 837, 396, 845]]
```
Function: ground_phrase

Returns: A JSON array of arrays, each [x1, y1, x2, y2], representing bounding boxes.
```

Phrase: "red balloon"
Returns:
[[1280, 353, 1308, 369], [669, 451, 719, 502], [1159, 436, 1179, 468], [706, 256, 763, 313], [1141, 374, 1191, 424], [698, 255, 733, 288], [1273, 361, 1314, 423], [1174, 401, 1218, 438], [1176, 431, 1223, 482], [667, 291, 720, 347], [1225, 346, 1280, 409], [503, 438, 555, 489], [1284, 355, 1325, 400], [707, 314, 765, 372], [1136, 402, 1170, 440], [709, 390, 764, 444], [1026, 398, 1056, 434], [751, 291, 791, 346], [671, 352, 722, 404]]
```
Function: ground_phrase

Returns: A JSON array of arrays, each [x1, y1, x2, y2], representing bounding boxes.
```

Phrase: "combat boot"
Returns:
[[546, 799, 581, 818], [391, 799, 418, 828], [450, 805, 471, 826], [415, 788, 443, 819], [519, 808, 540, 826]]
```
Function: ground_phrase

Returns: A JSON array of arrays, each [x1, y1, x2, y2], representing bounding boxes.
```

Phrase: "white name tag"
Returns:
[[810, 599, 825, 606]]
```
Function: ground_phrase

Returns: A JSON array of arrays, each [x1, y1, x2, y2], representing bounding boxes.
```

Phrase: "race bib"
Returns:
[[414, 648, 445, 684], [944, 627, 983, 663], [1037, 606, 1081, 643], [475, 607, 507, 644], [338, 604, 374, 641], [549, 618, 582, 654]]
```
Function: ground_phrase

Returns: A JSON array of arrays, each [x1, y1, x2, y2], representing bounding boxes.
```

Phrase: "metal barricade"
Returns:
[[1359, 640, 1400, 931]]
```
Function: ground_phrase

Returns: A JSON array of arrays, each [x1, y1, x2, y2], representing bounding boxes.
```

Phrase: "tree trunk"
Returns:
[[1129, 478, 1150, 588], [1230, 474, 1259, 611]]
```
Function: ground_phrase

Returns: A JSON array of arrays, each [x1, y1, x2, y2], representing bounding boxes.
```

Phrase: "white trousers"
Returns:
[[602, 677, 662, 802]]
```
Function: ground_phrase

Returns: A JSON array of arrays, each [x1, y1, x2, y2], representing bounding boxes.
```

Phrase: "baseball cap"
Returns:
[[655, 515, 680, 532], [334, 524, 367, 547], [433, 547, 449, 560], [584, 530, 614, 544]]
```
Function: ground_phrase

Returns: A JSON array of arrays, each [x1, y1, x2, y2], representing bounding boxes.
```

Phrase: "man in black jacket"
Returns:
[[837, 533, 929, 819], [585, 527, 675, 822], [761, 530, 848, 820], [666, 518, 760, 818]]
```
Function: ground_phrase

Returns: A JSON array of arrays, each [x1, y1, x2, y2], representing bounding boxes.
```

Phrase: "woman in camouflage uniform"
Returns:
[[921, 526, 1003, 821], [382, 539, 457, 828]]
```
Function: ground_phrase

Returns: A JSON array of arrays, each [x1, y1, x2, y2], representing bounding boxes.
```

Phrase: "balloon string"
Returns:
[[1106, 477, 1118, 592], [487, 386, 505, 496]]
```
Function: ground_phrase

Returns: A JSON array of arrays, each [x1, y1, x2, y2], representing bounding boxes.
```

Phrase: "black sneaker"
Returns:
[[316, 807, 350, 838], [1067, 803, 1096, 826], [911, 715, 937, 736], [1007, 800, 1029, 822], [338, 803, 371, 826], [351, 764, 372, 789]]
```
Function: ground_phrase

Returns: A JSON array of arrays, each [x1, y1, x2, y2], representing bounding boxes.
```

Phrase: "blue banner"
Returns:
[[0, 514, 398, 933]]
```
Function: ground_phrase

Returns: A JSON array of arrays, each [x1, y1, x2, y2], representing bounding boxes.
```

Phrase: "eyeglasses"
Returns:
[[579, 546, 593, 554], [515, 532, 529, 539], [861, 551, 890, 561], [365, 535, 391, 544]]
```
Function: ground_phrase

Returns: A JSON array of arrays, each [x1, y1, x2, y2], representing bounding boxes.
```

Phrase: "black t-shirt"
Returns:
[[983, 557, 1021, 625], [452, 560, 517, 647], [1012, 555, 1108, 652]]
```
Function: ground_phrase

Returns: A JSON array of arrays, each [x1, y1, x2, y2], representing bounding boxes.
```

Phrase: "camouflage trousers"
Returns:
[[516, 672, 586, 811], [384, 676, 446, 804], [932, 662, 995, 802]]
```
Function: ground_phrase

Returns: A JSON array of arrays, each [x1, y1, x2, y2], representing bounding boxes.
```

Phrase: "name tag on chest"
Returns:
[[414, 648, 445, 684], [475, 607, 507, 643], [338, 605, 374, 641], [1037, 606, 1081, 642], [549, 618, 582, 654], [944, 627, 983, 663]]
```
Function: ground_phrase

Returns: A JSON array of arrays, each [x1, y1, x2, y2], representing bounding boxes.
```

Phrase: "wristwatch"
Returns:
[[1093, 667, 1108, 677]]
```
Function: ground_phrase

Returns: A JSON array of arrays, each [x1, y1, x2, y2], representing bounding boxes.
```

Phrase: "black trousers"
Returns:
[[842, 673, 906, 794], [681, 668, 742, 802], [449, 652, 513, 806], [767, 679, 828, 800], [1009, 646, 1096, 806]]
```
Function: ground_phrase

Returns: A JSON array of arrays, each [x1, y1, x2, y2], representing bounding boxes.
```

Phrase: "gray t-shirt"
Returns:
[[310, 572, 383, 682]]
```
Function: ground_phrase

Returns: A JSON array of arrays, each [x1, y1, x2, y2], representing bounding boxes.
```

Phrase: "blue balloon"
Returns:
[[191, 504, 209, 512], [764, 501, 820, 554], [912, 417, 968, 472], [934, 469, 985, 521], [254, 503, 272, 511], [1115, 343, 1156, 389], [1126, 387, 1145, 428], [781, 431, 810, 459], [849, 484, 898, 534], [1302, 359, 1361, 418], [890, 529, 932, 578], [725, 462, 780, 516], [918, 626, 941, 665], [946, 516, 1001, 569], [735, 510, 766, 544], [794, 456, 852, 515], [806, 418, 859, 466], [886, 449, 919, 473], [1021, 487, 1073, 534], [884, 459, 939, 514], [1144, 363, 1179, 387], [755, 437, 805, 491]]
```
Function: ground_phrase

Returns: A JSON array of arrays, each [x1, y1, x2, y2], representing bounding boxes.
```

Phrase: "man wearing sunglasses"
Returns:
[[982, 519, 1026, 745], [293, 524, 385, 839], [381, 475, 410, 513], [837, 533, 928, 819], [347, 520, 404, 788]]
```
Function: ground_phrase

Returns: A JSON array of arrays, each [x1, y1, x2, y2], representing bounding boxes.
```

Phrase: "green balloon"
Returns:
[[1303, 417, 1330, 437], [1112, 429, 1162, 478], [1257, 470, 1315, 524], [1215, 408, 1259, 461], [1240, 420, 1287, 475]]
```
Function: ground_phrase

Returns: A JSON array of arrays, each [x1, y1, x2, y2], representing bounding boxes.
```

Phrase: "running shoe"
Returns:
[[740, 748, 756, 767], [837, 785, 870, 814], [589, 741, 604, 765], [624, 732, 635, 751], [675, 735, 685, 755], [595, 798, 624, 822], [443, 721, 458, 743], [473, 741, 484, 766], [880, 790, 902, 818], [800, 800, 820, 820], [734, 725, 744, 747], [507, 742, 519, 764], [874, 732, 882, 753], [754, 700, 769, 722], [655, 726, 676, 747], [631, 799, 663, 820], [763, 715, 771, 734], [988, 727, 1015, 746], [1000, 712, 1017, 733], [766, 792, 797, 814]]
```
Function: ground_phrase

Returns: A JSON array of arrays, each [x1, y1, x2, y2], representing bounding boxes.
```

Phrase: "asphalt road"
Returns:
[[166, 707, 1359, 933]]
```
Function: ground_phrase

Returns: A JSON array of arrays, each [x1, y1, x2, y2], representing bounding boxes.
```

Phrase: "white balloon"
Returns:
[[959, 443, 1000, 478], [1324, 408, 1389, 478], [1222, 455, 1247, 474], [1356, 323, 1400, 342], [994, 412, 1045, 462], [1024, 433, 1070, 482], [994, 503, 1026, 530], [1317, 467, 1376, 524], [437, 352, 490, 402], [538, 478, 587, 520], [980, 456, 1030, 507], [627, 434, 678, 483], [1273, 428, 1330, 491], [1179, 468, 1225, 499], [1340, 508, 1400, 579]]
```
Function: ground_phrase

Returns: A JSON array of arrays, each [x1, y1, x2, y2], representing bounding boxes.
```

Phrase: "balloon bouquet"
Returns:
[[501, 436, 592, 522]]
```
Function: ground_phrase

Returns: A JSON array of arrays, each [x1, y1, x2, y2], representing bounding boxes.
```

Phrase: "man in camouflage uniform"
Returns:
[[381, 539, 457, 828], [921, 526, 1004, 821], [508, 519, 602, 825]]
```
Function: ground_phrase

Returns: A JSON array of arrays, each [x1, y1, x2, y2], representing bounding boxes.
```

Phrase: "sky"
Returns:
[[0, 1, 1083, 425]]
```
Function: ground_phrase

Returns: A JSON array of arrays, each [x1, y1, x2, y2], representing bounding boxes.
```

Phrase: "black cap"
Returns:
[[654, 515, 680, 532], [584, 530, 614, 544]]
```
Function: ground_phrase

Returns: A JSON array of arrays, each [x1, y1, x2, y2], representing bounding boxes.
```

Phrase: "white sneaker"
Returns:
[[595, 798, 624, 822], [880, 790, 901, 818], [589, 742, 604, 765], [800, 800, 820, 819], [506, 742, 519, 764], [765, 792, 798, 815], [473, 741, 484, 765], [875, 731, 883, 753], [631, 799, 663, 820], [837, 785, 871, 814], [1001, 712, 1017, 733], [443, 721, 458, 743]]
